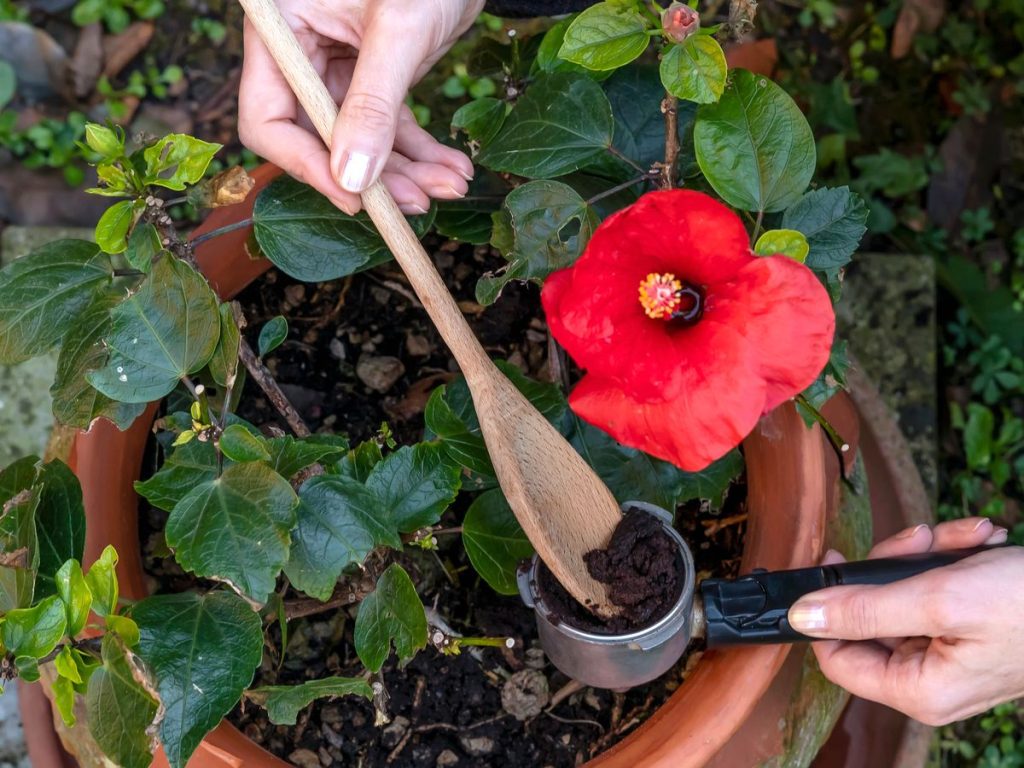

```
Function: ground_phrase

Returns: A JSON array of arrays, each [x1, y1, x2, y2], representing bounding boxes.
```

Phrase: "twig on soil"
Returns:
[[544, 711, 604, 729], [238, 337, 311, 437], [548, 678, 586, 710], [702, 512, 748, 536]]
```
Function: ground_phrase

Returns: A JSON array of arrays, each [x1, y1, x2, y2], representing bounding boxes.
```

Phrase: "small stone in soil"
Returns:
[[356, 355, 405, 393], [288, 748, 321, 768], [436, 749, 460, 767], [501, 668, 550, 721], [381, 715, 410, 748], [459, 734, 496, 756]]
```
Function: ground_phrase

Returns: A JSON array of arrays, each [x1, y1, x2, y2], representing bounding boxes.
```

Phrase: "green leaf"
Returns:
[[781, 186, 869, 272], [0, 486, 40, 612], [462, 489, 534, 595], [0, 456, 38, 504], [85, 545, 119, 618], [754, 229, 809, 262], [694, 69, 815, 213], [72, 0, 104, 25], [452, 98, 507, 146], [674, 448, 745, 507], [477, 73, 614, 178], [88, 256, 221, 403], [86, 635, 159, 768], [285, 475, 401, 601], [258, 315, 288, 356], [125, 222, 162, 273], [106, 614, 141, 647], [134, 437, 218, 512], [208, 302, 241, 388], [84, 124, 123, 158], [964, 403, 994, 470], [660, 36, 727, 104], [365, 444, 461, 533], [165, 462, 298, 603], [56, 559, 92, 637], [354, 564, 427, 673], [15, 655, 39, 682], [142, 134, 221, 191], [423, 387, 495, 481], [95, 200, 139, 254], [558, 2, 650, 71], [798, 339, 849, 421], [53, 674, 76, 726], [252, 176, 434, 283], [0, 240, 112, 365], [33, 460, 86, 599], [266, 435, 350, 479], [248, 678, 373, 726], [133, 592, 263, 768], [0, 61, 15, 111], [477, 180, 597, 306], [50, 290, 145, 431], [1, 595, 67, 658], [54, 645, 83, 684], [534, 17, 604, 78], [219, 424, 271, 463], [337, 440, 385, 482]]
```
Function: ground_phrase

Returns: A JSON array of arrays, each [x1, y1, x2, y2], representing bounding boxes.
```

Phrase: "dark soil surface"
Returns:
[[137, 239, 748, 768]]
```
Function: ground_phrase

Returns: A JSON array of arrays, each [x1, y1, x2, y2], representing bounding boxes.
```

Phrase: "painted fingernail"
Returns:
[[789, 601, 828, 633], [339, 151, 374, 193], [897, 523, 929, 539], [972, 518, 994, 533], [985, 527, 1009, 545]]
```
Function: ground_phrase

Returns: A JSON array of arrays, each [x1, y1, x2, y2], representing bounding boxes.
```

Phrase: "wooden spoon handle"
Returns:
[[238, 0, 492, 376]]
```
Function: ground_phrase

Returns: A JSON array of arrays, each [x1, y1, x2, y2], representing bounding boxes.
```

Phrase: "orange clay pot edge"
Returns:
[[68, 160, 829, 768]]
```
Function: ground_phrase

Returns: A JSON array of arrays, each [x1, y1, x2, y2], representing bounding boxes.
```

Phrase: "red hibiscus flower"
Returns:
[[541, 189, 835, 471]]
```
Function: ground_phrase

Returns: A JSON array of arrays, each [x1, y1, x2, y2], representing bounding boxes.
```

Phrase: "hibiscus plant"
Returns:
[[0, 4, 866, 767]]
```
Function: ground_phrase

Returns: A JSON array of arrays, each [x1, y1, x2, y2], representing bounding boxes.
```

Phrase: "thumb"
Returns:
[[788, 569, 955, 640], [331, 22, 427, 193]]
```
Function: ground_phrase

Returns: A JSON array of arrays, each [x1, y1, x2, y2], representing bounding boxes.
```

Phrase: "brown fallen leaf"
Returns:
[[69, 23, 103, 99], [102, 21, 154, 80], [383, 372, 456, 422], [891, 0, 945, 59]]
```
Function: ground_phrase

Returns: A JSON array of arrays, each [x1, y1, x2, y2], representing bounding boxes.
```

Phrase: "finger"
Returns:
[[394, 111, 475, 181], [240, 25, 359, 214], [867, 524, 934, 559], [384, 153, 468, 200], [330, 17, 431, 192], [930, 517, 999, 550], [787, 568, 960, 640], [378, 171, 431, 215]]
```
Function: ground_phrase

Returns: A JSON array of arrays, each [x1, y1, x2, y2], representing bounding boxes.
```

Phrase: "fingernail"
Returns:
[[403, 204, 429, 215], [821, 548, 845, 565], [444, 185, 466, 198], [972, 518, 994, 533], [339, 151, 374, 193], [985, 527, 1009, 545], [789, 601, 828, 633], [459, 169, 474, 181], [897, 523, 929, 540]]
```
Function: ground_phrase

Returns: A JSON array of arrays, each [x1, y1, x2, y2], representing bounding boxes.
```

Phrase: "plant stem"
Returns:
[[36, 637, 103, 668], [751, 209, 764, 245], [190, 218, 253, 247], [605, 145, 647, 175], [238, 338, 311, 437], [660, 95, 680, 190], [795, 394, 850, 459], [113, 268, 145, 278], [457, 636, 515, 649], [585, 174, 655, 207]]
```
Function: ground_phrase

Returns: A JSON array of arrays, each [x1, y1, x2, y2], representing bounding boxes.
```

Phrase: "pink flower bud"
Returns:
[[662, 2, 700, 43]]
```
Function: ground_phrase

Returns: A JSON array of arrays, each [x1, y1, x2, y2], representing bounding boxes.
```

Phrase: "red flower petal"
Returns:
[[704, 254, 835, 410], [568, 329, 767, 471]]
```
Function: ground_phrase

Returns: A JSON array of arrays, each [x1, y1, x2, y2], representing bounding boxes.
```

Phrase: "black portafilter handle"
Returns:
[[700, 545, 1006, 647]]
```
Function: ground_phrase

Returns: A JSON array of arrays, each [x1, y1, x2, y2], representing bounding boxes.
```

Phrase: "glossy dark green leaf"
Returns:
[[433, 174, 507, 245], [462, 489, 534, 595], [142, 134, 221, 191], [285, 475, 401, 601], [781, 186, 868, 271], [354, 564, 427, 673], [88, 256, 221, 403], [558, 2, 649, 71], [266, 434, 350, 479], [33, 460, 85, 599], [86, 635, 159, 768], [659, 36, 727, 104], [0, 485, 40, 612], [165, 462, 298, 603], [208, 302, 241, 389], [477, 73, 614, 178], [248, 677, 372, 726], [694, 69, 815, 212], [125, 222, 163, 273], [337, 440, 385, 482], [451, 98, 507, 145], [423, 387, 495, 480], [477, 180, 597, 305], [133, 591, 263, 768], [134, 438, 218, 512], [798, 339, 850, 423], [673, 448, 745, 507], [218, 424, 271, 463], [258, 315, 288, 357], [0, 240, 112, 364], [50, 290, 145, 430], [365, 443, 461, 533], [0, 456, 38, 503], [1, 595, 67, 658], [252, 176, 434, 282]]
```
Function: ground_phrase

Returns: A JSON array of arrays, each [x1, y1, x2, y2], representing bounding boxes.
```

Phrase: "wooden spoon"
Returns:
[[238, 0, 623, 617]]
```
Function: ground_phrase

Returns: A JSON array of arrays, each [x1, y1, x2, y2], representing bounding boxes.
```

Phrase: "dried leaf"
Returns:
[[187, 167, 255, 209], [891, 0, 944, 59]]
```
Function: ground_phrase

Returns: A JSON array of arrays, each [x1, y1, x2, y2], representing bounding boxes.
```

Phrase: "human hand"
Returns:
[[788, 518, 1022, 725], [239, 0, 484, 215]]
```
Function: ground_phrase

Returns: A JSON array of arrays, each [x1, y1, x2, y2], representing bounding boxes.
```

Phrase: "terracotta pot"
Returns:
[[29, 167, 907, 768]]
